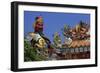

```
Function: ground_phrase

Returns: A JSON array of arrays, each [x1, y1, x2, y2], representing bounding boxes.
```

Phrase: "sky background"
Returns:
[[24, 11, 90, 43]]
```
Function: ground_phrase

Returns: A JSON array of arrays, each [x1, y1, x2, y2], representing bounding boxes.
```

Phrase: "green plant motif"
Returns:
[[24, 39, 47, 61]]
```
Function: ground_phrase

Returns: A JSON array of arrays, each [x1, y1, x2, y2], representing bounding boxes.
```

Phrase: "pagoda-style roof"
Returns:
[[68, 40, 90, 48]]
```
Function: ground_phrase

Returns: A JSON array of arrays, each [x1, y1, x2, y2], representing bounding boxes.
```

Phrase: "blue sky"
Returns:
[[24, 11, 90, 43]]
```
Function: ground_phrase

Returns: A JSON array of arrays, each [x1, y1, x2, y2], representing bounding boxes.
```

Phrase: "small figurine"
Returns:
[[53, 32, 62, 48]]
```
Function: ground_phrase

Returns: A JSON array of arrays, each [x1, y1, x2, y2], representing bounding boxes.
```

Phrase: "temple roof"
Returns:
[[68, 40, 90, 48]]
